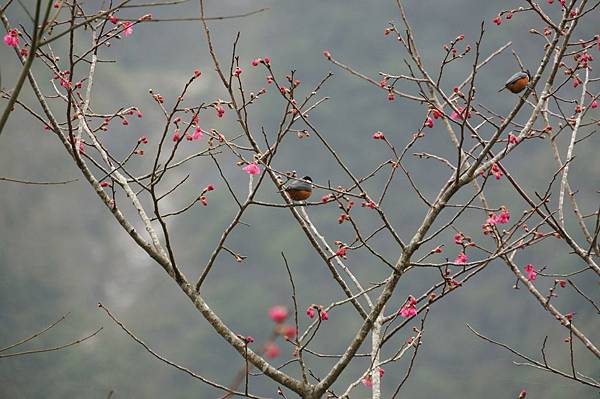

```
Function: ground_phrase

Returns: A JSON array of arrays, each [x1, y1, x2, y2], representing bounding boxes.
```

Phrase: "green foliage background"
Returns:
[[0, 0, 598, 397]]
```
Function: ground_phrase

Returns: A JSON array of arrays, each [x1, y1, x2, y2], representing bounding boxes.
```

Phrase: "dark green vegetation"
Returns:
[[1, 0, 598, 397]]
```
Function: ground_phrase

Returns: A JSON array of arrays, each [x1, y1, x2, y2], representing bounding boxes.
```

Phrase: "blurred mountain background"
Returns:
[[0, 0, 598, 397]]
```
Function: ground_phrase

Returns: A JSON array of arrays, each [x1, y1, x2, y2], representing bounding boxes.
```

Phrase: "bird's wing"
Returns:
[[505, 71, 528, 85], [286, 181, 312, 191]]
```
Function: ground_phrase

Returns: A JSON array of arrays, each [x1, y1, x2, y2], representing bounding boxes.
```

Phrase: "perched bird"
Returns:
[[284, 176, 313, 201], [498, 70, 530, 93]]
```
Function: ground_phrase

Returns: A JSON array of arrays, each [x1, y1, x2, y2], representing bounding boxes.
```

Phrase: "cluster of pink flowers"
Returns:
[[321, 194, 333, 203], [215, 105, 225, 118], [306, 305, 329, 321], [251, 56, 271, 66], [454, 252, 468, 265], [399, 295, 417, 318], [186, 127, 204, 141], [424, 117, 434, 128], [486, 208, 510, 226], [491, 163, 503, 180], [361, 200, 377, 209], [3, 28, 19, 48], [242, 162, 261, 175], [524, 264, 537, 281]]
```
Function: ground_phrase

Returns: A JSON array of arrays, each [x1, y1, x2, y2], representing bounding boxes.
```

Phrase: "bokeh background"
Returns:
[[1, 0, 599, 398]]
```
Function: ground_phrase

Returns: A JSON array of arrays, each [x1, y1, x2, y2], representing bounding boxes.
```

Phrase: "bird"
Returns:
[[498, 70, 530, 93], [283, 176, 313, 201]]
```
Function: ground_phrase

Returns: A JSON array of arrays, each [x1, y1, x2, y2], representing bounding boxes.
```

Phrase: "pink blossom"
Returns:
[[388, 92, 395, 101], [242, 162, 260, 175], [454, 252, 468, 265], [206, 184, 215, 191], [3, 29, 19, 48], [264, 56, 271, 65], [450, 107, 467, 121], [268, 305, 288, 324], [306, 306, 316, 319], [335, 246, 348, 258], [558, 279, 567, 288], [399, 296, 417, 318], [138, 135, 148, 144], [566, 312, 573, 321], [192, 127, 204, 141], [497, 208, 510, 224], [234, 67, 242, 77], [493, 15, 502, 25], [524, 264, 537, 281], [425, 117, 434, 128], [194, 69, 202, 77], [282, 325, 297, 339], [172, 131, 180, 142], [264, 343, 281, 358], [491, 163, 503, 179], [321, 194, 333, 203], [216, 106, 225, 118], [399, 305, 417, 318], [454, 232, 463, 245], [122, 21, 133, 36], [591, 100, 598, 109], [362, 368, 387, 385], [361, 376, 373, 388], [432, 109, 443, 119], [508, 133, 520, 144], [323, 50, 331, 59], [372, 131, 385, 140], [486, 214, 498, 226], [319, 309, 329, 321], [109, 15, 119, 24]]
